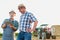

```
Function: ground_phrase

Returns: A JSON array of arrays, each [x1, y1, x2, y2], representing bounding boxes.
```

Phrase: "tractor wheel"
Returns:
[[52, 35, 56, 39]]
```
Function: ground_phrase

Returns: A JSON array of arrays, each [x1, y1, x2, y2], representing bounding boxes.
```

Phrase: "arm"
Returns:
[[32, 20, 38, 31], [1, 19, 7, 29], [9, 21, 19, 31], [11, 26, 17, 31], [9, 24, 17, 31], [30, 13, 38, 31], [26, 13, 38, 32], [27, 20, 38, 32]]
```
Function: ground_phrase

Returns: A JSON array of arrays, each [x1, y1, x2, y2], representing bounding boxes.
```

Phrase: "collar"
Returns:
[[9, 18, 14, 21], [21, 11, 27, 16]]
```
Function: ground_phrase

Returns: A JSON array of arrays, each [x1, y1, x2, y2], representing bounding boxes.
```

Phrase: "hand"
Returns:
[[9, 24, 17, 31], [3, 24, 6, 26], [1, 24, 7, 29], [31, 28, 36, 32], [5, 21, 11, 25], [9, 24, 14, 28], [26, 28, 36, 32], [26, 28, 32, 32], [2, 24, 6, 27]]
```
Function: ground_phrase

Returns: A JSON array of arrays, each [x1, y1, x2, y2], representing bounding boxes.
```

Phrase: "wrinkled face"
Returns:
[[18, 7, 26, 14], [9, 13, 16, 18]]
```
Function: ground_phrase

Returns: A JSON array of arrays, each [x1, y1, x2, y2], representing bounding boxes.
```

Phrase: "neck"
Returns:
[[10, 17, 14, 21], [22, 11, 26, 14]]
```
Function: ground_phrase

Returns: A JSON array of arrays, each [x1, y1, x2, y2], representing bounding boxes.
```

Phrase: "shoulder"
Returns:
[[14, 20, 18, 23], [4, 19, 9, 21], [4, 19, 9, 20], [26, 12, 33, 16]]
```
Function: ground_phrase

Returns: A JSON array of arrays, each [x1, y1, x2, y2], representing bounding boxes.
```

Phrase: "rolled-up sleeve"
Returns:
[[1, 19, 7, 26], [29, 13, 37, 22], [14, 21, 19, 30]]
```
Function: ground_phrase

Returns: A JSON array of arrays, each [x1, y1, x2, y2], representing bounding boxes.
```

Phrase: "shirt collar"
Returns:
[[22, 11, 27, 15], [9, 18, 14, 22]]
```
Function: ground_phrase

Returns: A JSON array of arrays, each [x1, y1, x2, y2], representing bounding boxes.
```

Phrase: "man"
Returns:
[[17, 4, 38, 40], [1, 11, 19, 40]]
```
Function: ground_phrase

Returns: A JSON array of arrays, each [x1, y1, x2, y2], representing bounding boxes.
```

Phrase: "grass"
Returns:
[[0, 33, 2, 38], [0, 33, 60, 40], [15, 33, 18, 37]]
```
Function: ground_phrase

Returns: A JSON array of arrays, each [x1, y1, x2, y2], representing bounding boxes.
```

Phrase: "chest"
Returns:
[[20, 14, 30, 21]]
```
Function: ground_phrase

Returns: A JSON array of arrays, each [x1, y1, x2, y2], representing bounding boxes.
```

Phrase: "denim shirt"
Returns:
[[2, 19, 19, 40]]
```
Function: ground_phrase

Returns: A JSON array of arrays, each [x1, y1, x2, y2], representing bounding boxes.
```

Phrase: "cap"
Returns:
[[18, 4, 26, 9]]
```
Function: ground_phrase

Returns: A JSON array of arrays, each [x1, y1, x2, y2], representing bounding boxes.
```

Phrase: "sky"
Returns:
[[0, 0, 60, 33]]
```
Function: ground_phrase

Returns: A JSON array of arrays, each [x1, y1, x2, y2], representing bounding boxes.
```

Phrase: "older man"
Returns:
[[17, 4, 38, 40]]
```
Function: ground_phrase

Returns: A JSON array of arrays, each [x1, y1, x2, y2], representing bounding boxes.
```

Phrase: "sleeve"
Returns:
[[29, 13, 37, 22], [1, 19, 8, 28], [14, 21, 19, 30], [1, 19, 7, 25]]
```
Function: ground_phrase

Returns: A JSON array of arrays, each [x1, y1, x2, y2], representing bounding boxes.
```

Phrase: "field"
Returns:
[[0, 36, 60, 40]]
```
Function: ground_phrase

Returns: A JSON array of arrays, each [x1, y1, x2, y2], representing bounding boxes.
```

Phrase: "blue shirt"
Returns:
[[2, 19, 19, 40], [19, 12, 37, 32]]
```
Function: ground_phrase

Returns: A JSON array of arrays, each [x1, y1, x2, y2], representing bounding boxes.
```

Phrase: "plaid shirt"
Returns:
[[19, 12, 37, 32]]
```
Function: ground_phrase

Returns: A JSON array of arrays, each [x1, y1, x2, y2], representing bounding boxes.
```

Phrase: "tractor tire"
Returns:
[[46, 33, 51, 39], [52, 35, 56, 39]]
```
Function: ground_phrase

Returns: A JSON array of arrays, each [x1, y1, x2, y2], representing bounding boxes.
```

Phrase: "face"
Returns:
[[9, 13, 16, 18], [18, 7, 26, 14]]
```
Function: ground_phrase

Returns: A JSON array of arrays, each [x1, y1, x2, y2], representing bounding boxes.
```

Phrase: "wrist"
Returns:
[[9, 25, 13, 28], [32, 27, 36, 31]]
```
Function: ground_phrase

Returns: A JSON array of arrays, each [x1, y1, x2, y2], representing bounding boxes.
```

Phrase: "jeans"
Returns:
[[17, 31, 31, 40]]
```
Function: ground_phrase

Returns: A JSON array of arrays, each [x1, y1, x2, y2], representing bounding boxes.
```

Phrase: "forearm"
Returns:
[[33, 20, 38, 30], [26, 21, 38, 32], [11, 26, 17, 31]]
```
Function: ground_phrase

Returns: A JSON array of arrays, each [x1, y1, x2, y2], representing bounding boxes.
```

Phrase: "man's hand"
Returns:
[[1, 24, 6, 29], [9, 23, 14, 28], [26, 28, 36, 32], [9, 24, 17, 31], [26, 20, 38, 32], [26, 28, 32, 32], [32, 20, 38, 31]]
